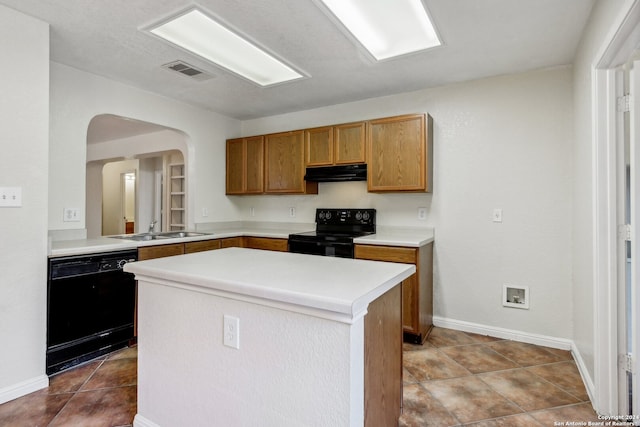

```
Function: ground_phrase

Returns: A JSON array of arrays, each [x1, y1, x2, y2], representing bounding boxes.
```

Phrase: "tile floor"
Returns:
[[401, 327, 600, 426], [0, 327, 599, 427], [0, 346, 137, 427]]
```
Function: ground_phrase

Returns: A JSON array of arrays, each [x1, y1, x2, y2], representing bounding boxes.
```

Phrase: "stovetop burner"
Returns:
[[288, 209, 376, 258]]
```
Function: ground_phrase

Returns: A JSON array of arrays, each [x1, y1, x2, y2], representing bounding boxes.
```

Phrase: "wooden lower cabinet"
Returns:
[[355, 243, 433, 343], [243, 236, 288, 252], [364, 283, 402, 426], [138, 236, 290, 261]]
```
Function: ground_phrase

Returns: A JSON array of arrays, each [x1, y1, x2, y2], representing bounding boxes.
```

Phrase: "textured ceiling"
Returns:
[[1, 0, 595, 122]]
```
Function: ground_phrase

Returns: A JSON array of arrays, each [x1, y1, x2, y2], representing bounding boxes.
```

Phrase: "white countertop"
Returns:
[[125, 247, 415, 323], [354, 226, 434, 247], [49, 223, 434, 257], [49, 237, 139, 256]]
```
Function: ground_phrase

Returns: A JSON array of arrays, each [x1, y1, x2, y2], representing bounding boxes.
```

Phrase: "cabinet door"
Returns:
[[138, 243, 185, 261], [367, 114, 431, 192], [226, 138, 245, 194], [402, 275, 419, 333], [184, 239, 222, 254], [305, 126, 333, 166], [364, 284, 402, 426], [265, 131, 317, 194], [334, 122, 365, 164], [354, 244, 419, 333], [245, 136, 264, 194]]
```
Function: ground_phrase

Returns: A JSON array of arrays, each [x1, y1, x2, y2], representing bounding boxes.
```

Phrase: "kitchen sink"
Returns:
[[111, 231, 212, 241]]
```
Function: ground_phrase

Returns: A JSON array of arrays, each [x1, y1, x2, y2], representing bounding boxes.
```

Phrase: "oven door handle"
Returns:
[[310, 240, 352, 247]]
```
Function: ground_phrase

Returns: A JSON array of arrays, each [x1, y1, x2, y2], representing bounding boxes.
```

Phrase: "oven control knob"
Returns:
[[362, 211, 370, 221], [326, 211, 332, 220], [355, 211, 362, 220], [319, 211, 325, 220], [117, 259, 129, 269]]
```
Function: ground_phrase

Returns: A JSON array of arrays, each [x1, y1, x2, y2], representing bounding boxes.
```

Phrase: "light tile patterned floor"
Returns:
[[0, 327, 599, 426]]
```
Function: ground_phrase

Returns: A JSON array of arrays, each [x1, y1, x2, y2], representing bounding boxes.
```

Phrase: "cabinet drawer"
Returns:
[[185, 239, 221, 254], [355, 245, 417, 264], [220, 237, 243, 248], [138, 243, 185, 261], [244, 237, 288, 252]]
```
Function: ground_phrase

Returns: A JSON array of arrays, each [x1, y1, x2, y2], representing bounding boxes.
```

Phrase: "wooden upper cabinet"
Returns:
[[226, 138, 245, 194], [265, 130, 318, 194], [305, 126, 333, 166], [225, 136, 264, 195], [334, 122, 366, 164], [305, 122, 366, 167], [245, 136, 265, 194], [367, 114, 433, 192]]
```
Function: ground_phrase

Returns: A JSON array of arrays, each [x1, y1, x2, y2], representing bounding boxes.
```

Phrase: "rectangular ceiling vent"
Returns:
[[162, 61, 214, 81]]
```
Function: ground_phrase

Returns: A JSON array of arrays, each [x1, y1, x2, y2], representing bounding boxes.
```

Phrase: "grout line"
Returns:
[[404, 331, 592, 426], [47, 357, 107, 427]]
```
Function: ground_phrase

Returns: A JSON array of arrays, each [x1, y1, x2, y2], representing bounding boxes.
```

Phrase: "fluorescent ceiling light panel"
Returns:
[[319, 0, 441, 60], [149, 9, 303, 86]]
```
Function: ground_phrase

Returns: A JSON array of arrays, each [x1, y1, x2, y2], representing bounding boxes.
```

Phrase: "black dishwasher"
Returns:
[[47, 249, 137, 374]]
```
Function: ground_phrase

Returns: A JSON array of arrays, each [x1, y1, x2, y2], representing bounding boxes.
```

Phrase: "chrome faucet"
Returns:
[[148, 220, 158, 233]]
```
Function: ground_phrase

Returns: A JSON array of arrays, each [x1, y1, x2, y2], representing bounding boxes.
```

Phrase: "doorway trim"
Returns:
[[593, 0, 640, 415]]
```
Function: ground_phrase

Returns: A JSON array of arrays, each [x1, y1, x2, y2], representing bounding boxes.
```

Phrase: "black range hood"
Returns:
[[304, 164, 367, 182]]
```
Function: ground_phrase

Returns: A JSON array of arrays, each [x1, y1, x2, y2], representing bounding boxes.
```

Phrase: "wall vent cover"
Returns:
[[162, 61, 214, 81]]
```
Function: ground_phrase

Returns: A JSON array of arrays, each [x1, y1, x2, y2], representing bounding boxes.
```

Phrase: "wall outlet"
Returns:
[[289, 207, 296, 217], [250, 207, 255, 217], [492, 208, 503, 223], [223, 315, 240, 349], [503, 285, 529, 309], [63, 208, 80, 222], [202, 207, 209, 217], [0, 187, 22, 207], [417, 207, 427, 220]]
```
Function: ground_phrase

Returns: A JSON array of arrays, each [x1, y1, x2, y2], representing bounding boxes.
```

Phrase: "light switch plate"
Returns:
[[0, 187, 22, 207]]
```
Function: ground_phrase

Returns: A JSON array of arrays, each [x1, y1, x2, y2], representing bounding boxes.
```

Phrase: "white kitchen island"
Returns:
[[124, 247, 415, 427]]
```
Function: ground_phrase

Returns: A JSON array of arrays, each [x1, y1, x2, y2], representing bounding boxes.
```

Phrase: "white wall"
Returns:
[[137, 279, 359, 426], [571, 0, 630, 392], [102, 160, 138, 236], [0, 5, 49, 401], [239, 67, 575, 339], [49, 63, 242, 233]]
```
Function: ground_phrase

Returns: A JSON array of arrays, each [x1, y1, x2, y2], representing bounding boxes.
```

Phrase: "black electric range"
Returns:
[[288, 208, 376, 258]]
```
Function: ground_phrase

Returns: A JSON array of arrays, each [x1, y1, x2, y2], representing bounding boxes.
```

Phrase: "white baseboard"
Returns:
[[134, 414, 161, 427], [433, 315, 596, 405], [571, 340, 597, 405], [433, 316, 573, 349], [0, 375, 49, 405]]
